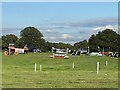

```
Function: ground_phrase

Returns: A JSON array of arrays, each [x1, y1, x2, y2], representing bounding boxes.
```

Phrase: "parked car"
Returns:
[[90, 52, 103, 56], [29, 48, 41, 53]]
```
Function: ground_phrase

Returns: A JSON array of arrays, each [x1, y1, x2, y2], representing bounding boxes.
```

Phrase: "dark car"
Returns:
[[29, 48, 41, 53]]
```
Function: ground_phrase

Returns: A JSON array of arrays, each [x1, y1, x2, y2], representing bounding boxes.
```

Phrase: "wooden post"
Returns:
[[106, 61, 108, 66], [97, 62, 99, 74], [34, 63, 36, 72]]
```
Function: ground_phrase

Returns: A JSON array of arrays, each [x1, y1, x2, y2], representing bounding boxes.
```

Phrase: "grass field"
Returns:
[[2, 53, 118, 88], [0, 52, 2, 89]]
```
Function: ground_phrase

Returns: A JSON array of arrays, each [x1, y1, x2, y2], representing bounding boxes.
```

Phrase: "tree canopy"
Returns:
[[88, 29, 120, 52], [2, 34, 19, 49], [19, 26, 45, 49], [74, 40, 88, 49], [1, 27, 120, 52]]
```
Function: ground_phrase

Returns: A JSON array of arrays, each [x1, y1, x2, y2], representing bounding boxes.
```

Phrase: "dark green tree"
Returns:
[[2, 34, 19, 50], [88, 34, 99, 52], [45, 42, 74, 51], [88, 29, 120, 52], [74, 40, 88, 49], [20, 26, 45, 51]]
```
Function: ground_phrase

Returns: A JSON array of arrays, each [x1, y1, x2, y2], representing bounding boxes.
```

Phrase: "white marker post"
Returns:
[[34, 63, 36, 72], [9, 44, 10, 55], [73, 63, 74, 69], [97, 62, 99, 74], [106, 61, 108, 66], [40, 65, 42, 71]]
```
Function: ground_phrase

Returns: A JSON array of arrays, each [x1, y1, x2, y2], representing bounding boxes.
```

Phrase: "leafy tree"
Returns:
[[88, 34, 99, 52], [74, 40, 88, 49], [2, 34, 19, 50], [88, 29, 120, 52], [20, 26, 45, 50], [45, 42, 74, 51]]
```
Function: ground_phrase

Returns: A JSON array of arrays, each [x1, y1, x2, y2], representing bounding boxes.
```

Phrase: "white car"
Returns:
[[90, 52, 103, 56]]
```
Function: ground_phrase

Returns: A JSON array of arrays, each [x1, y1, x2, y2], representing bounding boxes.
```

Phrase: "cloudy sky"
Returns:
[[2, 2, 118, 44]]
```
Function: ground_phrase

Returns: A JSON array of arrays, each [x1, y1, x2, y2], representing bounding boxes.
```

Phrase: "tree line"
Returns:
[[74, 29, 120, 52], [1, 26, 120, 52]]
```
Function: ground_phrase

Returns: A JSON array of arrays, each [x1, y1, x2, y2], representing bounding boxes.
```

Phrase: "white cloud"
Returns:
[[49, 37, 56, 40], [93, 25, 118, 33], [42, 30, 92, 44], [43, 36, 56, 40], [61, 34, 73, 39], [46, 29, 52, 32], [40, 29, 54, 33], [93, 25, 114, 31]]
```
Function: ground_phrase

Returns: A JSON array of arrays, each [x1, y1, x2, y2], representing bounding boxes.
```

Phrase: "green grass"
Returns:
[[2, 53, 118, 88], [0, 52, 2, 89]]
